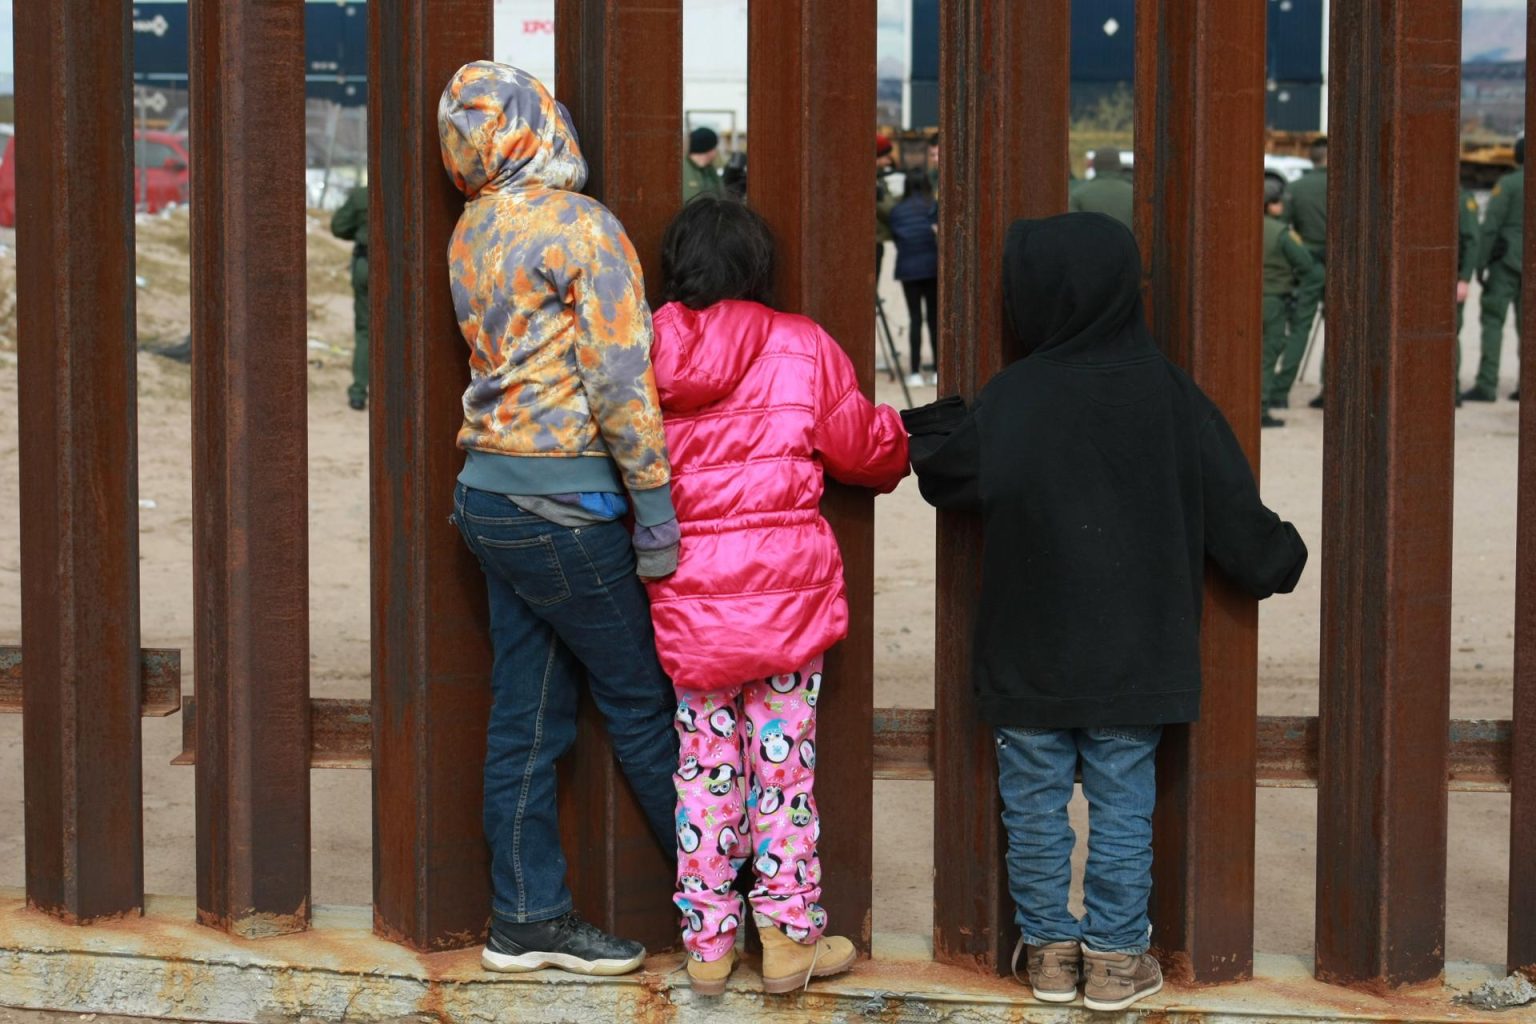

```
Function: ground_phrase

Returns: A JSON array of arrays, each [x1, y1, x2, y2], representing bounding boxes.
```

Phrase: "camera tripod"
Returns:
[[876, 292, 914, 408]]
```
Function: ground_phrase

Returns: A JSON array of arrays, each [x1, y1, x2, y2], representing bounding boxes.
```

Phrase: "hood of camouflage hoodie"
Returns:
[[437, 62, 673, 519]]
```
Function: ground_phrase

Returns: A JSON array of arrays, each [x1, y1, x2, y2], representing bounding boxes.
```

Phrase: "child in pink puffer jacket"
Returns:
[[646, 195, 910, 994]]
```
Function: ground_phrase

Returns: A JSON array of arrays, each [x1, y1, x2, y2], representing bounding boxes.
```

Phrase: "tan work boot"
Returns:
[[1082, 948, 1163, 1011], [685, 948, 737, 996], [754, 913, 856, 993], [1012, 937, 1082, 1003]]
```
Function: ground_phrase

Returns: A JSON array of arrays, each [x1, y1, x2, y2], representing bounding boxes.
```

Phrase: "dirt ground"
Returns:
[[0, 230, 1521, 967]]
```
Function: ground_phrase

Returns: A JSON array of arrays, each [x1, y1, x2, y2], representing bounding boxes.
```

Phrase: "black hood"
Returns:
[[1003, 213, 1157, 364]]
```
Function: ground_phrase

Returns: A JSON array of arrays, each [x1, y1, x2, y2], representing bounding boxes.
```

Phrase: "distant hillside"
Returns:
[[1466, 10, 1526, 64]]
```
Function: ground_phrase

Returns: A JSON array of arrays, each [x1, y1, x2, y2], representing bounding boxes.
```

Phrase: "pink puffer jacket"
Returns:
[[645, 300, 910, 691]]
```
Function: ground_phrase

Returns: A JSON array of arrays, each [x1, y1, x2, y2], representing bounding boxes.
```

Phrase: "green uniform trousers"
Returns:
[[1262, 294, 1290, 407], [1276, 248, 1325, 399], [1475, 262, 1522, 398], [350, 253, 370, 405]]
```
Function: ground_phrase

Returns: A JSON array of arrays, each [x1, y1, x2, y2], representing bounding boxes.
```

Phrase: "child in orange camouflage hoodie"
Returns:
[[439, 61, 679, 978]]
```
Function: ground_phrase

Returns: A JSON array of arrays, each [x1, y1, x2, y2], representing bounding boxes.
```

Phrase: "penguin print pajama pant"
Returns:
[[672, 654, 827, 963]]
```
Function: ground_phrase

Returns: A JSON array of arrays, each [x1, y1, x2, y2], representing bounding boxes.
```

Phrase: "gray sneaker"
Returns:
[[1082, 948, 1163, 1011], [1012, 937, 1082, 1003]]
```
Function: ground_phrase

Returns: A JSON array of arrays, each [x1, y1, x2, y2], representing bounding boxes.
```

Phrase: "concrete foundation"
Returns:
[[0, 892, 1519, 1023]]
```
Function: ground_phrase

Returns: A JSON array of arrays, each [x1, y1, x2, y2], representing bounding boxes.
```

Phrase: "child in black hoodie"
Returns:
[[906, 213, 1307, 1012]]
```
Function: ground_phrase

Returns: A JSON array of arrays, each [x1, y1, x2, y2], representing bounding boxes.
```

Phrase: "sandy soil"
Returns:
[[0, 232, 1520, 967]]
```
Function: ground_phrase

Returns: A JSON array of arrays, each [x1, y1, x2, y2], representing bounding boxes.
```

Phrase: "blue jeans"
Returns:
[[453, 483, 680, 924], [994, 725, 1163, 954]]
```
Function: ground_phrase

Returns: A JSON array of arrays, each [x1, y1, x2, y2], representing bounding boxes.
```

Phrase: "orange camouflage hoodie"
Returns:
[[438, 62, 674, 525]]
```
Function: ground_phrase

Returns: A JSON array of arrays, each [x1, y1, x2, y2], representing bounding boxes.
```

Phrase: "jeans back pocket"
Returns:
[[475, 533, 572, 607]]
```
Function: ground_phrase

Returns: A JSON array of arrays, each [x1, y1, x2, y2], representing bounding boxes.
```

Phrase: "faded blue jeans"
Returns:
[[994, 725, 1163, 954], [453, 483, 679, 925]]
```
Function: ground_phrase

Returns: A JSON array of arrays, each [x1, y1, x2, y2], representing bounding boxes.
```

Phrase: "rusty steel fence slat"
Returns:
[[1315, 0, 1460, 989], [748, 0, 879, 953], [368, 0, 496, 951], [1134, 0, 1268, 985], [15, 0, 144, 925], [188, 0, 312, 938], [553, 0, 682, 952], [935, 0, 1070, 973], [1511, 0, 1536, 981]]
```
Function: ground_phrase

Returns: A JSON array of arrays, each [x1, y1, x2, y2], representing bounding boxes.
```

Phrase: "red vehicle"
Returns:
[[0, 130, 190, 227]]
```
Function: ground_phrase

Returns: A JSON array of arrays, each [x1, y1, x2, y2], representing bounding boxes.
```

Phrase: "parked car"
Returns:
[[1084, 148, 1313, 191], [0, 130, 191, 227]]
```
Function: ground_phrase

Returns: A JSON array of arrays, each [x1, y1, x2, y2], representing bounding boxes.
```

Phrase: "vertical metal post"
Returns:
[[1510, 0, 1536, 981], [749, 0, 879, 953], [933, 0, 1069, 971], [553, 0, 682, 951], [16, 0, 143, 924], [1134, 0, 1267, 984], [189, 0, 312, 937], [369, 0, 496, 950], [1313, 0, 1459, 989]]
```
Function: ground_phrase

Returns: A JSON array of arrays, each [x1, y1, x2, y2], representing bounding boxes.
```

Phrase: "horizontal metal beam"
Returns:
[[0, 648, 181, 717], [171, 702, 1516, 792]]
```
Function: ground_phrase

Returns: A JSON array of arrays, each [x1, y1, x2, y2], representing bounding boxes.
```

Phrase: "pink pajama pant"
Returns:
[[672, 654, 826, 962]]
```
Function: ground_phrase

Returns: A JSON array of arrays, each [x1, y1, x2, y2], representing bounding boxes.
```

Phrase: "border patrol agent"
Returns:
[[1466, 137, 1524, 403], [1278, 138, 1328, 409], [331, 185, 369, 412], [1261, 178, 1316, 428], [1456, 187, 1481, 404]]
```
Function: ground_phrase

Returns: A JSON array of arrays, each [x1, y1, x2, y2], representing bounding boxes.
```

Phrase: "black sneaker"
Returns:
[[1460, 388, 1496, 403], [482, 911, 646, 976], [1308, 394, 1325, 409], [1261, 412, 1286, 429], [349, 395, 367, 411], [1511, 390, 1521, 402]]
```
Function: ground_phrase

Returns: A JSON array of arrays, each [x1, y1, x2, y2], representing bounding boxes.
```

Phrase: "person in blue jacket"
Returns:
[[890, 169, 939, 387]]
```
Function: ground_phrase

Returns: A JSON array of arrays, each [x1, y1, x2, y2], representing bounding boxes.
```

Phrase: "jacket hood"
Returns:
[[438, 62, 587, 199], [650, 301, 776, 412], [1003, 212, 1157, 364]]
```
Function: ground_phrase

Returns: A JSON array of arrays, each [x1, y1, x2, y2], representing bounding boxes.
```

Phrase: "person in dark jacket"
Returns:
[[330, 185, 369, 411], [904, 213, 1306, 1012], [890, 169, 939, 387]]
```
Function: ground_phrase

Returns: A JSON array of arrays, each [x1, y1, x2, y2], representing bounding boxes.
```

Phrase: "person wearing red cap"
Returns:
[[876, 134, 898, 281]]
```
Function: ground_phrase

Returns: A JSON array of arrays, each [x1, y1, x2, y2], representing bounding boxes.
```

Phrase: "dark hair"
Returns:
[[662, 194, 775, 310], [1308, 137, 1328, 165], [901, 168, 934, 204]]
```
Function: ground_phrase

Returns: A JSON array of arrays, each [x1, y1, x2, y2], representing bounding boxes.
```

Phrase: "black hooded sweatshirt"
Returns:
[[905, 213, 1307, 727]]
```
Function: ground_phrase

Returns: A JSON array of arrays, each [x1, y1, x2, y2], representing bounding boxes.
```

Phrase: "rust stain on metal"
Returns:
[[368, 0, 495, 952], [551, 0, 682, 955], [1314, 0, 1459, 990], [1510, 0, 1536, 980], [15, 0, 145, 925], [188, 0, 312, 938], [0, 647, 181, 716], [934, 0, 1070, 976], [1135, 0, 1267, 985], [748, 0, 879, 958]]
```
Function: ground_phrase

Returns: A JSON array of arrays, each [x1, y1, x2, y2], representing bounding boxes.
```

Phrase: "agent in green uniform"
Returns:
[[1068, 148, 1133, 229], [1278, 138, 1328, 409], [1261, 179, 1317, 428], [330, 184, 369, 411], [1467, 138, 1524, 403], [1456, 187, 1481, 404], [683, 126, 724, 204]]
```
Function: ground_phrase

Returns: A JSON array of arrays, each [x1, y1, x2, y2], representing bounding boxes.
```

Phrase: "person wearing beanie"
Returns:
[[1068, 147, 1133, 229], [683, 125, 724, 204], [1467, 135, 1525, 402]]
